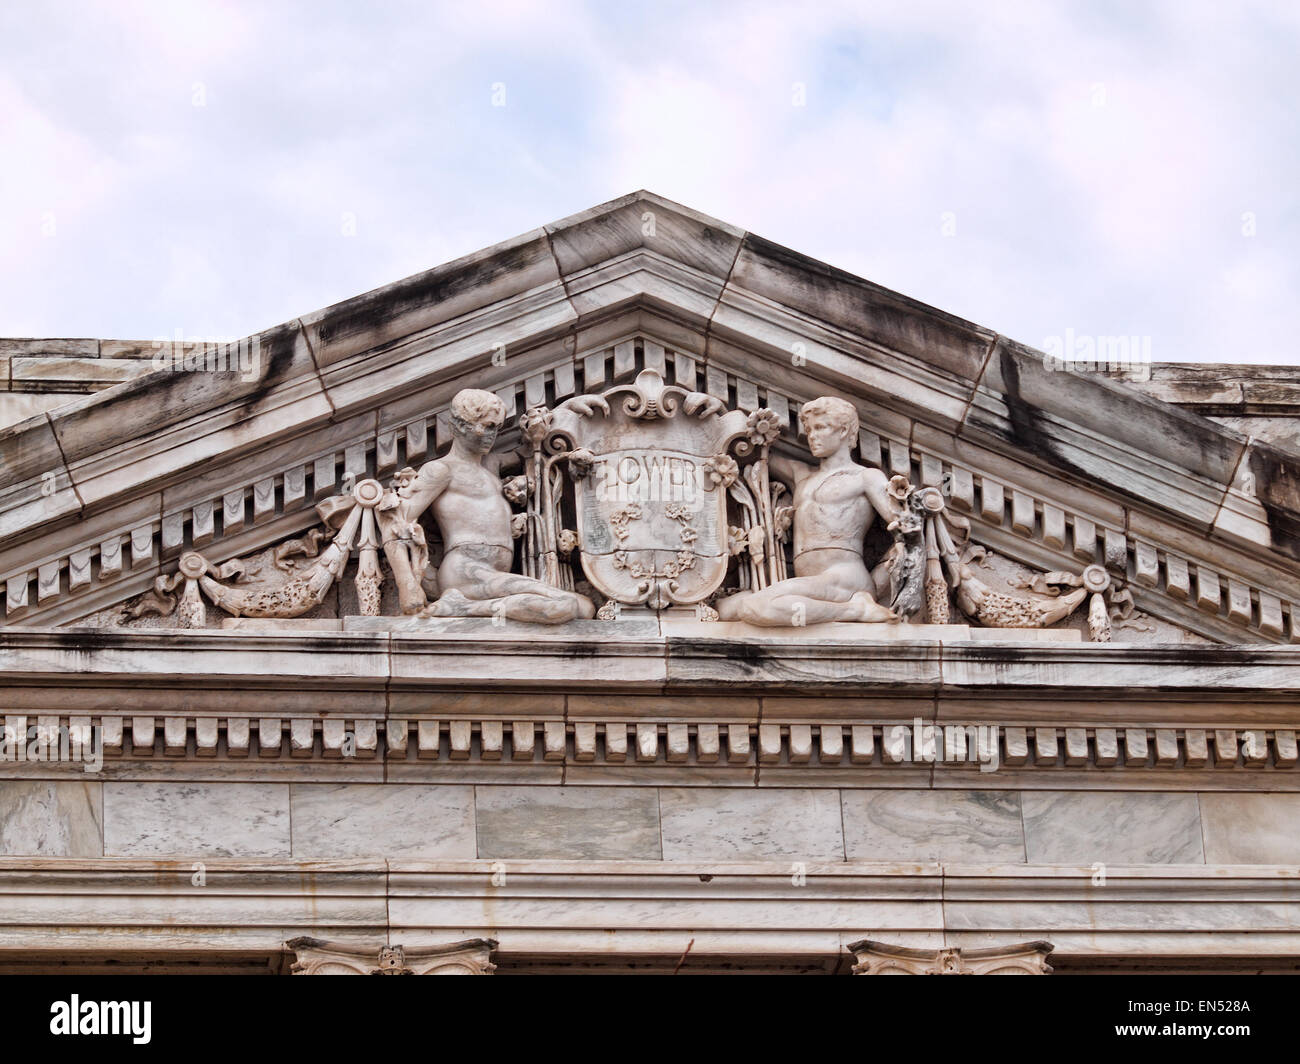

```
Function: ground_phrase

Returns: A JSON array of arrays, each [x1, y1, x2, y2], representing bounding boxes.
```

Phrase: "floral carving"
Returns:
[[702, 454, 739, 490], [727, 526, 749, 556], [519, 406, 552, 445], [609, 504, 642, 541], [746, 408, 782, 446], [502, 475, 528, 506]]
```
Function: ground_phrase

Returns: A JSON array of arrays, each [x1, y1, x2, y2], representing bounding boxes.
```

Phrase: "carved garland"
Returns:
[[131, 377, 1135, 637]]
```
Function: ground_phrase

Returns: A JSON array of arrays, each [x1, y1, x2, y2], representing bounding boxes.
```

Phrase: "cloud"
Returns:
[[0, 0, 1295, 364]]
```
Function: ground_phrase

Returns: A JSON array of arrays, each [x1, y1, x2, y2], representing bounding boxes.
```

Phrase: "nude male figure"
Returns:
[[716, 396, 898, 626], [392, 389, 595, 624]]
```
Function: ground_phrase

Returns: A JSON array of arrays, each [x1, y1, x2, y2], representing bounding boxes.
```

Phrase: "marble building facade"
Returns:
[[0, 192, 1298, 974]]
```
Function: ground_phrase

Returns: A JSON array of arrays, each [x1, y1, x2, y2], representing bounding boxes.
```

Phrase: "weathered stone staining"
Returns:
[[4, 192, 1300, 975], [143, 373, 1108, 636]]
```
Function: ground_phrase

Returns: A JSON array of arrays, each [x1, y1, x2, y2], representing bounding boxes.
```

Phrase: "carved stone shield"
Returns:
[[545, 370, 751, 610]]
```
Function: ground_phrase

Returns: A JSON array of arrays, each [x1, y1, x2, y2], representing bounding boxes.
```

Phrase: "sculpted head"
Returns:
[[799, 396, 858, 458], [449, 389, 507, 454]]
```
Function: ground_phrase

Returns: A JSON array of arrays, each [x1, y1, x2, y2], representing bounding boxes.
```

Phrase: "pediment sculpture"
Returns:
[[129, 368, 1136, 637]]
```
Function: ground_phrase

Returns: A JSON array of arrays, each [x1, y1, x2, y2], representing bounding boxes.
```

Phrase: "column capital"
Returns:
[[287, 937, 498, 975], [847, 939, 1054, 975]]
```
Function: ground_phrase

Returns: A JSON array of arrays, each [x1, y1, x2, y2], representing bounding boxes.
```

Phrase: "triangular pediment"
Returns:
[[2, 190, 1298, 643]]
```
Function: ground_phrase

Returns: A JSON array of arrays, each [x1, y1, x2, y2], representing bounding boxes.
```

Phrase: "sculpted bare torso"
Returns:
[[383, 391, 595, 624], [427, 459, 514, 554], [715, 409, 899, 626]]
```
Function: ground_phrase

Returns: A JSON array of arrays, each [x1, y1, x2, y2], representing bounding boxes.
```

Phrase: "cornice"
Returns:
[[0, 628, 1297, 788], [2, 193, 1297, 636], [3, 325, 1299, 646], [0, 858, 1293, 962]]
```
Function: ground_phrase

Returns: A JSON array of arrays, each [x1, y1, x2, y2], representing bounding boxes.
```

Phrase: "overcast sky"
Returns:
[[1, 0, 1296, 364]]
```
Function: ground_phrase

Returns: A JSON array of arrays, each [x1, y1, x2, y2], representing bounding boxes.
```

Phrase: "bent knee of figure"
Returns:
[[715, 592, 749, 621]]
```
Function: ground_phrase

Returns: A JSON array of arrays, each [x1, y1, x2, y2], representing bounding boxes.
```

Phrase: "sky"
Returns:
[[1, 0, 1296, 364]]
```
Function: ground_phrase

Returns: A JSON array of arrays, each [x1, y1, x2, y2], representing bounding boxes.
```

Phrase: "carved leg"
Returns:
[[380, 540, 427, 614], [424, 588, 594, 623], [717, 572, 894, 626]]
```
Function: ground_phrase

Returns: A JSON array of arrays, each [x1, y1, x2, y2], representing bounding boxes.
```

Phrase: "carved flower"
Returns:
[[502, 475, 528, 505], [390, 466, 419, 496], [558, 529, 580, 556], [678, 525, 698, 545], [728, 526, 749, 556], [509, 513, 527, 540], [887, 474, 912, 502], [746, 408, 783, 446], [567, 448, 596, 479], [519, 406, 553, 445], [914, 486, 946, 515], [888, 509, 924, 537], [609, 503, 642, 541], [702, 454, 739, 490], [773, 505, 794, 540]]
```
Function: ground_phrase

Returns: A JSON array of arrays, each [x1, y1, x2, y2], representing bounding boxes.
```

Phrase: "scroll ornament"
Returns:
[[877, 484, 1138, 639]]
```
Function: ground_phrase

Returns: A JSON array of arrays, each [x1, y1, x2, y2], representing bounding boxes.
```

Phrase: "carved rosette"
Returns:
[[847, 939, 1054, 975], [287, 937, 497, 976]]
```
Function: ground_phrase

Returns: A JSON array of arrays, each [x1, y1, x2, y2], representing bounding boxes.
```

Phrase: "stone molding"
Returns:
[[0, 858, 1294, 962], [2, 323, 1296, 645], [2, 631, 1299, 789], [2, 713, 1296, 787], [287, 936, 496, 975], [847, 939, 1054, 975]]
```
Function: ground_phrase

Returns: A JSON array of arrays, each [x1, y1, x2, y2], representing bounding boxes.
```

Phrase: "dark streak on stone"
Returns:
[[996, 344, 1088, 485], [313, 242, 543, 348], [237, 322, 302, 419], [1247, 443, 1300, 562]]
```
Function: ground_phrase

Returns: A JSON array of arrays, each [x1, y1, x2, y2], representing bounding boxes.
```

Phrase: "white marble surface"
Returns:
[[1021, 791, 1204, 865], [103, 782, 290, 857], [290, 784, 475, 859], [1199, 793, 1300, 864], [475, 786, 662, 860], [658, 788, 844, 860], [841, 790, 1025, 863], [0, 782, 102, 857]]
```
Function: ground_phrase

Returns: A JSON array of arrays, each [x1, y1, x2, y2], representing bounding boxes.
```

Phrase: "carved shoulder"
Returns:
[[404, 459, 452, 510], [861, 464, 899, 517], [861, 464, 890, 490], [769, 451, 813, 488]]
